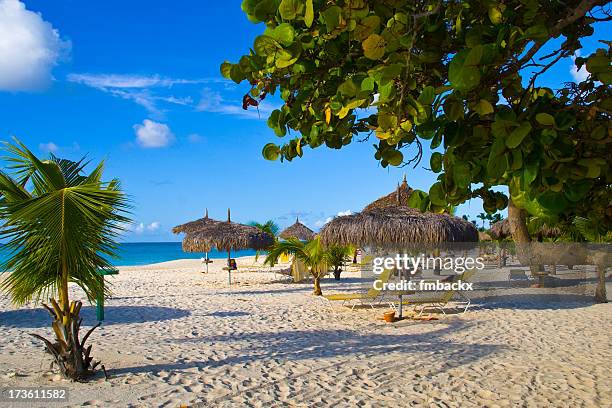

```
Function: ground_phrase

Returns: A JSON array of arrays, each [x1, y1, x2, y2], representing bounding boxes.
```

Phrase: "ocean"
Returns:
[[0, 242, 258, 268]]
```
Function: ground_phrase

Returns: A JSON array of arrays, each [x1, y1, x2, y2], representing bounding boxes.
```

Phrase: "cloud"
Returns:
[[124, 221, 161, 234], [570, 51, 589, 83], [187, 133, 204, 143], [134, 119, 175, 148], [39, 141, 59, 153], [196, 88, 275, 119], [314, 210, 352, 228], [0, 0, 70, 91], [146, 221, 160, 232], [67, 73, 209, 115]]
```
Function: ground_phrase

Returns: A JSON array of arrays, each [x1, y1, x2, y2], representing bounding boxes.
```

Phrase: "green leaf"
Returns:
[[430, 152, 443, 173], [264, 23, 295, 47], [361, 77, 375, 92], [383, 149, 403, 166], [262, 143, 281, 161], [254, 35, 281, 56], [488, 6, 503, 24], [417, 86, 435, 105], [429, 183, 446, 206], [304, 0, 314, 27], [220, 62, 232, 79], [506, 122, 531, 148], [362, 34, 386, 60], [473, 99, 494, 116], [321, 6, 342, 32], [444, 96, 464, 120], [407, 190, 428, 211], [535, 113, 555, 127], [453, 162, 471, 189], [279, 0, 301, 20], [449, 50, 481, 91], [354, 15, 380, 40], [338, 79, 359, 97], [537, 191, 567, 214], [378, 113, 397, 130]]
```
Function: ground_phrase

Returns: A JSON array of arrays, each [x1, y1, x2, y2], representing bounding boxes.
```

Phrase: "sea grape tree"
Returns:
[[222, 0, 610, 232]]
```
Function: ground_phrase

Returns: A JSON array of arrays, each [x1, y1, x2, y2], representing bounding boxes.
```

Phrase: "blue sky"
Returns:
[[0, 1, 609, 241]]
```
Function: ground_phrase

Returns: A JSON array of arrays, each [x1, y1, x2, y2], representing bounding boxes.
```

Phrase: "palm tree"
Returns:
[[327, 244, 354, 280], [0, 139, 130, 380], [265, 236, 341, 295], [248, 220, 279, 260], [477, 212, 487, 230]]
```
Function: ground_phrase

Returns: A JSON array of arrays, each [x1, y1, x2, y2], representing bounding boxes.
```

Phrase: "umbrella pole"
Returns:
[[205, 251, 209, 274], [227, 249, 231, 286]]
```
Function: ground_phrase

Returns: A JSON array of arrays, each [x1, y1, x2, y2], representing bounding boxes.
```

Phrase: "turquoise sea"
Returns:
[[0, 242, 258, 267]]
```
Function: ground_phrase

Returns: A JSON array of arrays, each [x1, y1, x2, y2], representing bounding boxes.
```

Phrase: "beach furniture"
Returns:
[[388, 269, 475, 316], [322, 268, 394, 310], [95, 268, 119, 321], [508, 269, 531, 281]]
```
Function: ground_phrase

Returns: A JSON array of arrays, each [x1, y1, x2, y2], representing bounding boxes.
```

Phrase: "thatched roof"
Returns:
[[320, 206, 478, 248], [479, 231, 492, 241], [181, 209, 274, 253], [279, 217, 315, 241], [363, 175, 414, 211], [489, 219, 561, 240], [172, 209, 219, 234]]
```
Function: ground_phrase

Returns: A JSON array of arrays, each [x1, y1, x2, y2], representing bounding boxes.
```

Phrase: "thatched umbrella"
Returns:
[[182, 209, 274, 285], [173, 208, 219, 272], [479, 231, 492, 242], [363, 174, 414, 211], [279, 217, 316, 241], [489, 219, 561, 241], [320, 206, 478, 248]]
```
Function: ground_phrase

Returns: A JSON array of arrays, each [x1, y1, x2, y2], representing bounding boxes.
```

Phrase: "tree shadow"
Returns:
[[473, 293, 597, 310], [111, 319, 504, 378], [0, 305, 191, 328]]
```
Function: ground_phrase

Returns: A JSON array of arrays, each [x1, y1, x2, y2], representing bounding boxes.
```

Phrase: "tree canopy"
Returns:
[[222, 0, 611, 229]]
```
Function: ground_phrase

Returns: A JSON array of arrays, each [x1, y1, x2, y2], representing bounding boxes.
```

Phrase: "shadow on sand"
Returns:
[[472, 293, 597, 310], [111, 319, 503, 378], [0, 305, 191, 328]]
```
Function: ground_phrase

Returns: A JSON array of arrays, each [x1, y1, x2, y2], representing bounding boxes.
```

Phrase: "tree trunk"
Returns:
[[30, 299, 101, 381], [313, 276, 322, 296], [508, 199, 530, 244], [333, 267, 341, 281], [595, 264, 608, 303]]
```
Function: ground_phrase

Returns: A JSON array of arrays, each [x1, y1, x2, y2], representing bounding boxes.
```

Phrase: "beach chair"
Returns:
[[389, 269, 475, 316], [322, 268, 394, 311], [508, 269, 531, 281]]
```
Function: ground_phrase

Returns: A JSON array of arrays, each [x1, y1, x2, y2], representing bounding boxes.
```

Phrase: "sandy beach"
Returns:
[[0, 256, 610, 407]]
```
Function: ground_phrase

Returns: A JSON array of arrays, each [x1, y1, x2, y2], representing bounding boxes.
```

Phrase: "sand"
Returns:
[[0, 256, 610, 407]]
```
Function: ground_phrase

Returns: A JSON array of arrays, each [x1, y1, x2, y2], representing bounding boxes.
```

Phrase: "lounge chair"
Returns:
[[388, 269, 476, 316], [508, 269, 531, 281], [322, 268, 394, 310]]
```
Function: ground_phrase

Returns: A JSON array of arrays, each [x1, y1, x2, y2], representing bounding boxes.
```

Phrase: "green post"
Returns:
[[96, 268, 119, 322]]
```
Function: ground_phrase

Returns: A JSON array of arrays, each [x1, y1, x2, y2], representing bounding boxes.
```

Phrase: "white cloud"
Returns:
[[187, 133, 204, 143], [196, 87, 275, 120], [39, 141, 58, 153], [146, 221, 161, 232], [570, 51, 589, 83], [133, 222, 145, 234], [133, 119, 175, 148], [314, 210, 352, 227], [0, 0, 70, 91]]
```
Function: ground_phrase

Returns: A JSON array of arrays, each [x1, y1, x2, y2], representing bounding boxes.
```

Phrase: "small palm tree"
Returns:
[[0, 139, 130, 380], [248, 220, 279, 260], [327, 245, 354, 280], [265, 236, 336, 295]]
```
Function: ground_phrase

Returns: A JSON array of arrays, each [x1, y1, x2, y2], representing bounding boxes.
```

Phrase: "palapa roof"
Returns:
[[172, 209, 219, 234], [363, 175, 414, 211], [181, 209, 274, 253], [319, 206, 478, 248], [479, 231, 493, 241], [489, 219, 561, 240], [279, 217, 316, 241]]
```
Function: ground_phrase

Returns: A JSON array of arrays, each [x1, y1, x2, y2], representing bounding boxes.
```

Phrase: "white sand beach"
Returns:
[[0, 256, 610, 407]]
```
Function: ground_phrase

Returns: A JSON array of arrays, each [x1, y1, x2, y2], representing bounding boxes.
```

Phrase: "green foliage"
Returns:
[[225, 0, 611, 230], [0, 139, 130, 306]]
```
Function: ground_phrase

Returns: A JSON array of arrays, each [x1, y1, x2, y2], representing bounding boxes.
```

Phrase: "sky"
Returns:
[[0, 0, 609, 242]]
